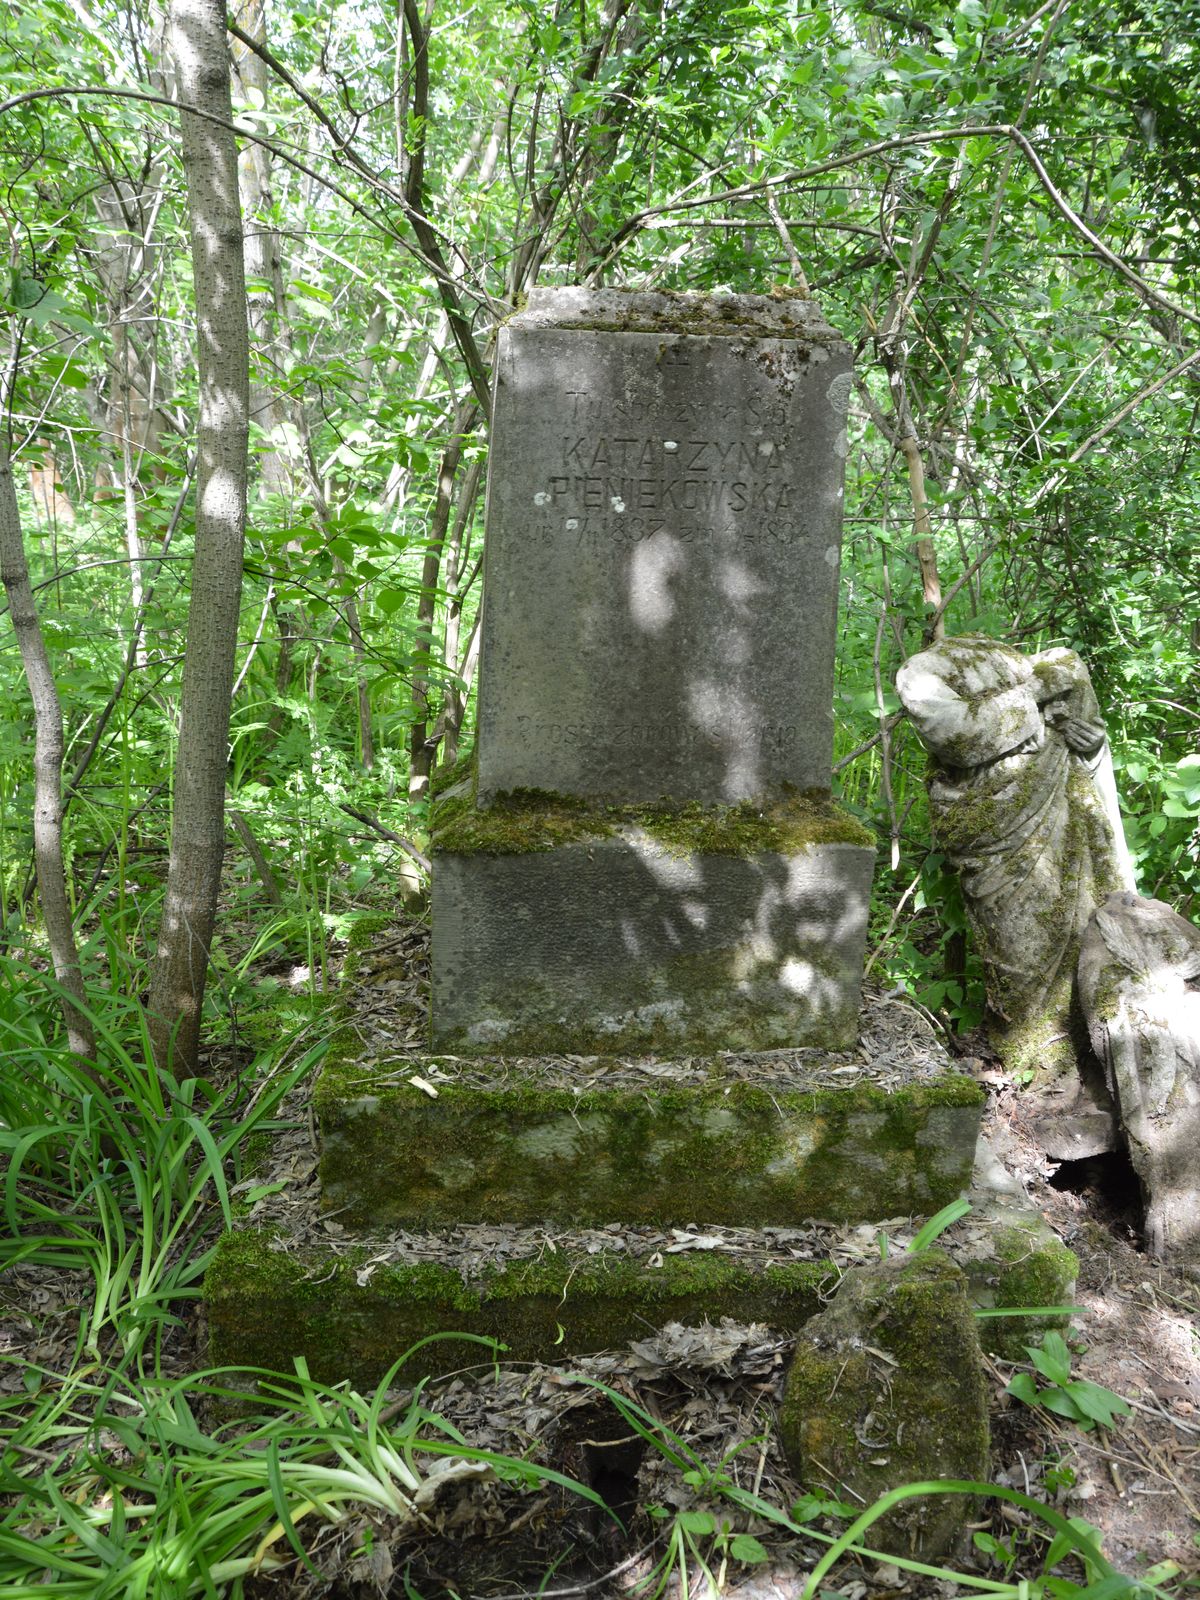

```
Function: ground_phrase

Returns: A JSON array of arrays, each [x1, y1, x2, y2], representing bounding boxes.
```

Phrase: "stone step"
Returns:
[[206, 1152, 1075, 1389], [316, 1009, 984, 1230]]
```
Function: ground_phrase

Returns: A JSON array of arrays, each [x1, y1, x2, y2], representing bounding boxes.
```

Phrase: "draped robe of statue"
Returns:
[[896, 638, 1135, 1145]]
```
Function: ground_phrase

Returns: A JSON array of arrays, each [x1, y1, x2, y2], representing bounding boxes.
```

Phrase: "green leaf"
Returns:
[[10, 273, 44, 309], [1006, 1372, 1041, 1406], [244, 1181, 287, 1203], [908, 1197, 970, 1252], [42, 352, 91, 389], [1028, 1331, 1073, 1386], [1064, 1379, 1130, 1428], [728, 1533, 768, 1563], [1107, 168, 1132, 200], [677, 1509, 716, 1535], [1041, 1387, 1091, 1425]]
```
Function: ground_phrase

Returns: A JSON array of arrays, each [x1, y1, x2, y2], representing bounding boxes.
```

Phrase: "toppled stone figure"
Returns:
[[896, 638, 1134, 1126], [1078, 892, 1200, 1263]]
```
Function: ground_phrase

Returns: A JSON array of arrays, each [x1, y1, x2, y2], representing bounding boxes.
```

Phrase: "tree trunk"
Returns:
[[230, 0, 289, 496], [407, 401, 477, 801], [147, 0, 250, 1076], [438, 457, 484, 766], [0, 445, 97, 1067]]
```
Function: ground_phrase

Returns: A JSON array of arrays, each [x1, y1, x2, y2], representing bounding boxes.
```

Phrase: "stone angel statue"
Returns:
[[896, 638, 1135, 1135]]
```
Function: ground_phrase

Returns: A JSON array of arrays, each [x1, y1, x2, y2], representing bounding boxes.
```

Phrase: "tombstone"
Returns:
[[431, 289, 875, 1055]]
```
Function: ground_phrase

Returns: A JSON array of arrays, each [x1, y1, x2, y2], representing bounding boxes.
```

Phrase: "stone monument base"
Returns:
[[317, 1056, 983, 1229], [206, 1154, 1074, 1389], [204, 920, 1075, 1393], [430, 795, 874, 1055]]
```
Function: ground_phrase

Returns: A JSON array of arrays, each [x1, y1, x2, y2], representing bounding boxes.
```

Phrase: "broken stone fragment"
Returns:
[[1078, 891, 1200, 1263], [778, 1250, 989, 1558]]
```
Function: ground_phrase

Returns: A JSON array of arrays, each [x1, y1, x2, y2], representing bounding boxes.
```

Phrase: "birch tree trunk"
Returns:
[[147, 0, 249, 1076], [0, 443, 97, 1069]]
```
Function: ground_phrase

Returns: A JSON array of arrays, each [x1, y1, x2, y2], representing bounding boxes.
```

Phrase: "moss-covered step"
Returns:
[[205, 1194, 1076, 1392], [205, 1227, 835, 1388], [316, 1053, 984, 1229], [430, 789, 875, 1055]]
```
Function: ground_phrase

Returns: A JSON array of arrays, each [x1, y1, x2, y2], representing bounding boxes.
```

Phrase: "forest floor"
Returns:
[[5, 916, 1200, 1599], [244, 919, 1200, 1598]]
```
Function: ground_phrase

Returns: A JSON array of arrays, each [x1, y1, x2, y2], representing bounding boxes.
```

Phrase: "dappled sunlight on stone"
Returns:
[[434, 288, 873, 1054], [628, 533, 683, 632]]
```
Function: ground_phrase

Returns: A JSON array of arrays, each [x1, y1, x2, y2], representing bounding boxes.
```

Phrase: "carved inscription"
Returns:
[[563, 388, 782, 427], [525, 430, 808, 545]]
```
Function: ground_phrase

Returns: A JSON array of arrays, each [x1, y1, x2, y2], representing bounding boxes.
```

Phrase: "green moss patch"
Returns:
[[780, 1251, 989, 1559], [428, 745, 477, 799], [315, 1063, 983, 1228], [431, 787, 873, 857], [205, 1227, 835, 1387], [969, 1225, 1079, 1361]]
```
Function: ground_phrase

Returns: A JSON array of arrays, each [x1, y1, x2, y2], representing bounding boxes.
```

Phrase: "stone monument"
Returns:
[[431, 288, 875, 1055], [205, 296, 1070, 1513]]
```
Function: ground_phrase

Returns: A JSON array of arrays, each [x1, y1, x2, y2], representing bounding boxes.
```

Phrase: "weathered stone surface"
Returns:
[[317, 1056, 984, 1228], [779, 1251, 989, 1558], [206, 1229, 834, 1388], [476, 288, 852, 806], [432, 289, 869, 1056], [962, 1139, 1079, 1360], [1078, 891, 1200, 1262], [896, 638, 1133, 1100], [431, 831, 874, 1055]]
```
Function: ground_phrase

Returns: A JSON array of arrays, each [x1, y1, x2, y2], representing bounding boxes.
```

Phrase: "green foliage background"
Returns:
[[1, 0, 1199, 1026]]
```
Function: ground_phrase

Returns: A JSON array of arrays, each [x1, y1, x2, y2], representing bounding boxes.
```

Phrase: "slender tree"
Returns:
[[147, 0, 249, 1075], [0, 416, 96, 1068]]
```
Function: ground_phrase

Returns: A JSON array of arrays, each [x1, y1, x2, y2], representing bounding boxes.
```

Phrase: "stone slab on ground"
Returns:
[[431, 828, 875, 1055], [317, 1054, 984, 1229], [477, 288, 852, 806]]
